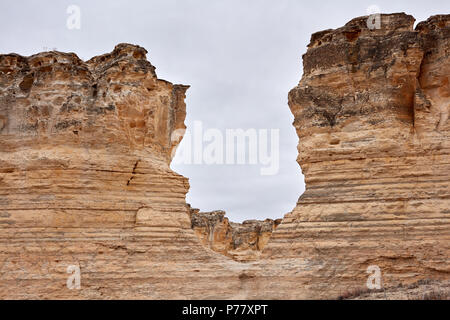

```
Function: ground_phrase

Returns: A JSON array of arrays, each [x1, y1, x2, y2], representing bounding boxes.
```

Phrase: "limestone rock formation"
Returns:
[[0, 44, 248, 299], [189, 207, 281, 261], [0, 13, 449, 300], [262, 13, 450, 298]]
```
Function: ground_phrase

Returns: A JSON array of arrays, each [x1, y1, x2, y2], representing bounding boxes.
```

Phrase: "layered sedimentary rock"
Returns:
[[0, 44, 250, 299], [189, 207, 281, 261], [261, 13, 450, 298], [344, 279, 449, 300], [1, 13, 449, 300]]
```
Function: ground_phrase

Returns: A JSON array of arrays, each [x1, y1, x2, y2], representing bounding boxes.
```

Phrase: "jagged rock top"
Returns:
[[309, 13, 416, 48], [0, 43, 189, 163], [303, 14, 450, 75], [1, 43, 155, 76]]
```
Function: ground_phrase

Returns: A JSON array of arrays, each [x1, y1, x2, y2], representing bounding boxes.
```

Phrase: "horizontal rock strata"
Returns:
[[0, 44, 249, 299], [0, 13, 449, 300]]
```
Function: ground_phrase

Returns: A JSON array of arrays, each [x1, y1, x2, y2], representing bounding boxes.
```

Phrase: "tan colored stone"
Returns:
[[189, 207, 281, 262], [261, 13, 450, 299], [0, 13, 449, 300], [0, 44, 248, 299]]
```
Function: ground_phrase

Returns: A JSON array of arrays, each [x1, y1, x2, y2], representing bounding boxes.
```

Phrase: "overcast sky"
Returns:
[[1, 1, 448, 222]]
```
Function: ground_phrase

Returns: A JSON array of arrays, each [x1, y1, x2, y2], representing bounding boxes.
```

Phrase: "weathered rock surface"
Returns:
[[346, 279, 449, 300], [189, 207, 281, 261], [261, 13, 450, 298], [0, 44, 249, 299], [0, 13, 449, 300]]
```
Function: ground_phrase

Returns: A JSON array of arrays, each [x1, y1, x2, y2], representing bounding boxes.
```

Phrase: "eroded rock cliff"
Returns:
[[0, 13, 448, 300], [0, 44, 248, 299]]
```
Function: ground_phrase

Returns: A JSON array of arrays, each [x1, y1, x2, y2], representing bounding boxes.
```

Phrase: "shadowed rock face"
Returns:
[[0, 13, 449, 300]]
